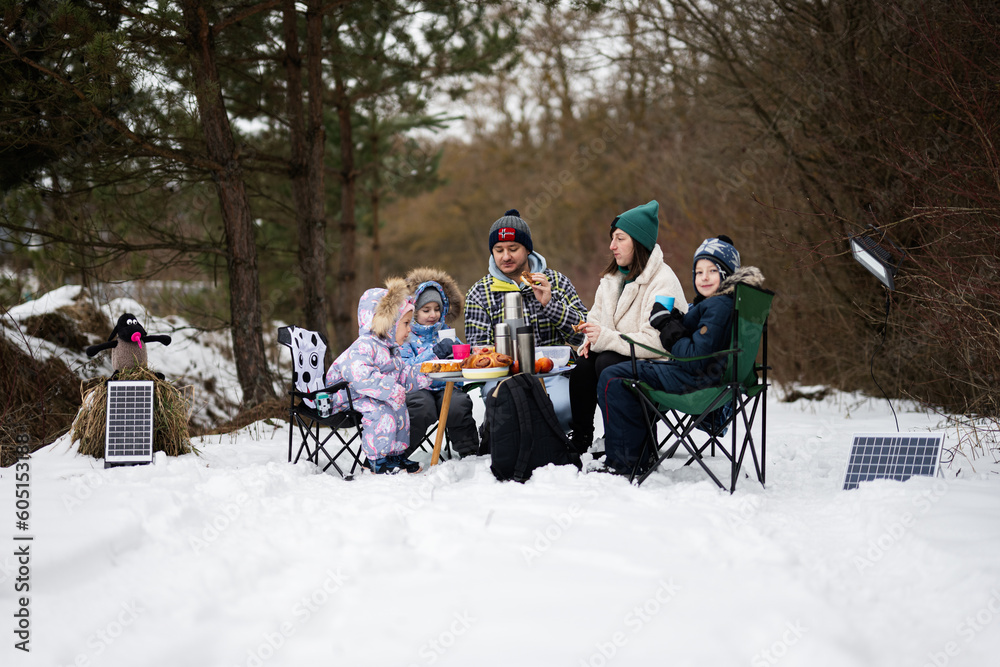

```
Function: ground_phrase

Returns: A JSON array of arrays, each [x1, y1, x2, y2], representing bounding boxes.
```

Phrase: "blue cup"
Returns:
[[655, 295, 675, 311]]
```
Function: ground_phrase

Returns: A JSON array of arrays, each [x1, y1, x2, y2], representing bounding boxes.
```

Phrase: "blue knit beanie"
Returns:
[[489, 209, 533, 254], [692, 235, 740, 286]]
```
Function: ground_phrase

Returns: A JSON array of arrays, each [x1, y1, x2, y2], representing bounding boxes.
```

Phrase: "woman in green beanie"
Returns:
[[569, 200, 687, 453]]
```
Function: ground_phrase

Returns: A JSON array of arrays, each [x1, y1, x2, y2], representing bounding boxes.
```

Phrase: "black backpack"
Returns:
[[482, 373, 582, 482]]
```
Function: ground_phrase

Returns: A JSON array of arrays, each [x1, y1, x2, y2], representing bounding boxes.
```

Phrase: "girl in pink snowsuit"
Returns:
[[325, 278, 431, 473]]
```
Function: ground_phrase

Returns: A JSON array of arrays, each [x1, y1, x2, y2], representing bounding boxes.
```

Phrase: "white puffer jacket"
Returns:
[[588, 244, 688, 358]]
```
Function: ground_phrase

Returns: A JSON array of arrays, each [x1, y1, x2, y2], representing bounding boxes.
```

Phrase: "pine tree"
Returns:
[[0, 0, 277, 405]]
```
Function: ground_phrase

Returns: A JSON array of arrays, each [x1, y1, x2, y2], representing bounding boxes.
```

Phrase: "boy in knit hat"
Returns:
[[595, 235, 766, 475], [464, 208, 588, 349]]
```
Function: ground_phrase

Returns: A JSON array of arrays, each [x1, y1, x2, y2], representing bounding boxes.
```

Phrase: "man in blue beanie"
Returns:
[[465, 209, 588, 349]]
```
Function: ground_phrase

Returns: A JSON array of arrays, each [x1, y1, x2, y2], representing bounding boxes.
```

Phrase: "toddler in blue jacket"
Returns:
[[400, 267, 480, 457]]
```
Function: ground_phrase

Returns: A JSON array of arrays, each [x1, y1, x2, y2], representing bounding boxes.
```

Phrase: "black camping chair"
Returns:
[[277, 326, 365, 480], [619, 283, 774, 492]]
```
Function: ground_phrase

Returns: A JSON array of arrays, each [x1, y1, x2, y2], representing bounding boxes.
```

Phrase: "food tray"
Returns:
[[461, 366, 511, 380], [426, 371, 465, 381]]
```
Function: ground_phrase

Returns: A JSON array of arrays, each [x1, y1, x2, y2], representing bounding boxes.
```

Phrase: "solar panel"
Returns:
[[843, 433, 943, 490], [104, 380, 155, 468]]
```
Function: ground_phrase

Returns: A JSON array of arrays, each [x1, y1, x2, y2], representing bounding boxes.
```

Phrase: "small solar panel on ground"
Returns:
[[105, 380, 155, 468], [843, 433, 943, 490]]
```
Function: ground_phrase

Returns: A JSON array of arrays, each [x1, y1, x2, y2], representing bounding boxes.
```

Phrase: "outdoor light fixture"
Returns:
[[848, 223, 908, 432], [849, 225, 905, 291]]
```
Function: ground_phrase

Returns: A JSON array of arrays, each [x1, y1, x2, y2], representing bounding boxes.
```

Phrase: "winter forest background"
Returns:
[[2, 0, 1000, 451]]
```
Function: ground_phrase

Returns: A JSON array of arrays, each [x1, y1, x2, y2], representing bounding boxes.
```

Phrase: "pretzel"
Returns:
[[572, 321, 587, 333]]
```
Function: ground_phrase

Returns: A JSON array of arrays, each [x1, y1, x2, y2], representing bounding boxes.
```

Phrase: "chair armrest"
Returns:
[[619, 334, 739, 363], [621, 334, 671, 360], [289, 381, 358, 413], [289, 380, 351, 401]]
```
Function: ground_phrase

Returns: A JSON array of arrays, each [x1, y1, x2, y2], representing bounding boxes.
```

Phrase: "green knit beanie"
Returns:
[[611, 200, 659, 252]]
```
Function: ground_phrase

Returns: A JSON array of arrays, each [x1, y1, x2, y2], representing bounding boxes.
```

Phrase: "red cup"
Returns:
[[452, 343, 471, 360]]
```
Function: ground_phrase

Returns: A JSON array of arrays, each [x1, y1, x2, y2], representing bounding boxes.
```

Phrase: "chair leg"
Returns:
[[638, 410, 726, 489], [290, 414, 314, 465], [287, 411, 366, 481], [735, 392, 765, 486], [761, 382, 768, 486], [628, 399, 659, 483], [317, 423, 366, 480], [631, 392, 726, 490], [730, 392, 739, 494], [416, 423, 453, 460]]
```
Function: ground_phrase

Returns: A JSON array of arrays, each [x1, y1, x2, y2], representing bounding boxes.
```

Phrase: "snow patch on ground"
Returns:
[[4, 391, 1000, 667]]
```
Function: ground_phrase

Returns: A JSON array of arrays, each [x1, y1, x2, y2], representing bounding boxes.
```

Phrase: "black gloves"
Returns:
[[649, 304, 688, 351], [433, 338, 456, 359], [648, 302, 677, 330]]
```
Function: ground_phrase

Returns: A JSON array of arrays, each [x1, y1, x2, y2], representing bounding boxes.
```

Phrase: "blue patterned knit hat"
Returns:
[[692, 235, 740, 286]]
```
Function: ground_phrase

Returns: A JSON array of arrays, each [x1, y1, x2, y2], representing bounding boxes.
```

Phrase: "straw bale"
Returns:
[[72, 366, 193, 459]]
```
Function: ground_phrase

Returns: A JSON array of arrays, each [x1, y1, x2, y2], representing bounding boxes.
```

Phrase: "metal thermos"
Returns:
[[503, 292, 524, 320], [503, 292, 525, 366], [495, 322, 512, 358], [516, 325, 535, 375]]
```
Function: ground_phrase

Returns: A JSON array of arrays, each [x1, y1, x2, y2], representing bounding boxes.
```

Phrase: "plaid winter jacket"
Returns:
[[464, 266, 588, 348]]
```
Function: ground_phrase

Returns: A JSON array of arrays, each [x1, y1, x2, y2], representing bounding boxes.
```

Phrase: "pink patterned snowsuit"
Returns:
[[325, 287, 431, 462]]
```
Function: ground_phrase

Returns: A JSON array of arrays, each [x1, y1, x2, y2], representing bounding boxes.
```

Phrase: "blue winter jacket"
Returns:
[[668, 266, 765, 389], [400, 279, 454, 391]]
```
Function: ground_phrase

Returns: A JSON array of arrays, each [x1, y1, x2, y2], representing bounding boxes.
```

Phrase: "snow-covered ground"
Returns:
[[4, 391, 1000, 667], [3, 287, 1000, 667]]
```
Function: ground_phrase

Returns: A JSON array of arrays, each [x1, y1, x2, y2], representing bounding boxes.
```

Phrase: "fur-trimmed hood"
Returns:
[[715, 266, 765, 297], [358, 277, 413, 342], [405, 266, 464, 324]]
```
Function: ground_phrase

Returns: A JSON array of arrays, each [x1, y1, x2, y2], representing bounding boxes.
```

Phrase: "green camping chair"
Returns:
[[620, 284, 774, 492]]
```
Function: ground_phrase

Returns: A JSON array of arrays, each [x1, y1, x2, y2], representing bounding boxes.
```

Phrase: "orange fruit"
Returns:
[[535, 357, 554, 374]]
